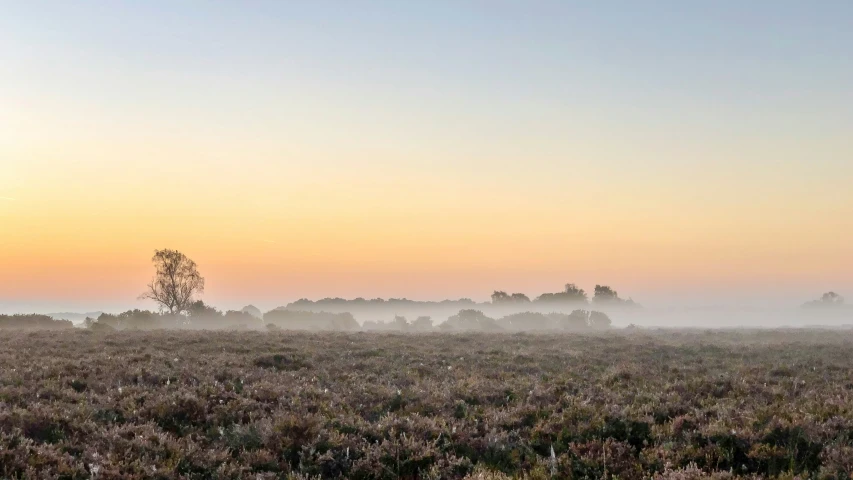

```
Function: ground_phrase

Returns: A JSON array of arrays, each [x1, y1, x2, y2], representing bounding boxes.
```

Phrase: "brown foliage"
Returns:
[[0, 330, 852, 478]]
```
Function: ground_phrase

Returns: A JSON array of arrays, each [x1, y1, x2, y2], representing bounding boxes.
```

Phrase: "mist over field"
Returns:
[[5, 287, 851, 332], [7, 282, 845, 330]]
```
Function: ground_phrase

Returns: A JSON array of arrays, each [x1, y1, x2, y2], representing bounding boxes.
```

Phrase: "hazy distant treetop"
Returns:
[[510, 293, 531, 303], [535, 283, 588, 303], [187, 300, 220, 318], [140, 249, 205, 315], [589, 310, 612, 329], [446, 298, 476, 304], [592, 285, 639, 307], [821, 291, 844, 304], [241, 305, 263, 318], [491, 291, 511, 303], [411, 316, 433, 331], [593, 285, 619, 303], [492, 291, 532, 303], [285, 297, 477, 309], [393, 315, 409, 330], [441, 309, 501, 332], [96, 309, 161, 330], [278, 287, 637, 310], [564, 283, 585, 296], [497, 311, 551, 331], [803, 291, 846, 308]]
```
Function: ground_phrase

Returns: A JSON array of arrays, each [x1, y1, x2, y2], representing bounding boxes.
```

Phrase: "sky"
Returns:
[[2, 1, 852, 313]]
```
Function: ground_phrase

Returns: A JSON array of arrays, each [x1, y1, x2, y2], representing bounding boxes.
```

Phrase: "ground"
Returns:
[[1, 330, 852, 479]]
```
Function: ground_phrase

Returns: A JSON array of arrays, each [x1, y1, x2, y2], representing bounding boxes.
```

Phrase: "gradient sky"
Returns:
[[2, 1, 852, 313]]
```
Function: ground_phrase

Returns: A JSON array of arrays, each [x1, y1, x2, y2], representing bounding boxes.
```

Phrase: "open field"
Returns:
[[1, 330, 853, 479]]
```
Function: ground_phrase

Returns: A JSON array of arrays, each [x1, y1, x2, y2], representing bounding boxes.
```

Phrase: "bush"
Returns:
[[441, 310, 501, 332], [263, 309, 360, 331], [0, 314, 73, 330]]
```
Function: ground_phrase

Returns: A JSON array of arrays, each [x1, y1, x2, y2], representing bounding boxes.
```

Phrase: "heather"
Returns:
[[1, 330, 853, 479], [0, 314, 73, 330]]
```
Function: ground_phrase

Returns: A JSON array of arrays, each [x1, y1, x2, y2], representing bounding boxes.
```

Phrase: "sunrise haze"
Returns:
[[2, 1, 851, 313]]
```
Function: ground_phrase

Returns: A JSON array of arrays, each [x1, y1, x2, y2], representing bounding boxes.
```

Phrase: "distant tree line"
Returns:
[[285, 283, 639, 309], [803, 292, 846, 309], [80, 301, 261, 331], [492, 283, 637, 306], [75, 304, 613, 333], [287, 297, 478, 308]]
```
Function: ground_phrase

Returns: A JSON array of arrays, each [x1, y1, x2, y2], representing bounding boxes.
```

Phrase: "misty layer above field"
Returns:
[[0, 314, 74, 330], [44, 311, 104, 322], [7, 300, 853, 332], [5, 289, 849, 331], [1, 304, 616, 333], [2, 287, 847, 331]]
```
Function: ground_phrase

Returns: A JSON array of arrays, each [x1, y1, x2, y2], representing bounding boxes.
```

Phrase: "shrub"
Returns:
[[254, 353, 311, 371], [0, 314, 73, 330], [263, 310, 360, 331]]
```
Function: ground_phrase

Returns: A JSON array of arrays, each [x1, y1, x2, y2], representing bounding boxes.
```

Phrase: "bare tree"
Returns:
[[140, 249, 205, 314]]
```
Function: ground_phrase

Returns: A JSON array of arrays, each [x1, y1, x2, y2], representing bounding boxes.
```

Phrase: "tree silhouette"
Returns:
[[442, 309, 501, 331], [241, 305, 263, 318], [393, 315, 409, 331], [589, 310, 612, 329], [95, 310, 159, 330], [140, 249, 205, 315], [492, 291, 532, 303], [187, 300, 219, 318], [803, 291, 846, 308], [593, 285, 619, 303], [411, 316, 433, 332], [491, 291, 511, 303], [535, 283, 587, 303], [821, 292, 845, 304], [510, 293, 531, 303], [564, 310, 591, 330]]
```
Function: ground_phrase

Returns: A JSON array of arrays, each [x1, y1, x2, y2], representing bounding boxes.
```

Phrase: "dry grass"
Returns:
[[1, 329, 852, 479]]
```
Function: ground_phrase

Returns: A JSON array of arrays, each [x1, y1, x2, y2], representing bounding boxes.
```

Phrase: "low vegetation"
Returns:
[[1, 330, 852, 478], [0, 314, 73, 330], [0, 304, 615, 333]]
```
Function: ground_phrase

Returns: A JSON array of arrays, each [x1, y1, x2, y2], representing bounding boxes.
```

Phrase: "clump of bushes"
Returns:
[[263, 309, 360, 331], [81, 303, 267, 331], [0, 314, 73, 330], [440, 310, 502, 331], [496, 310, 612, 331]]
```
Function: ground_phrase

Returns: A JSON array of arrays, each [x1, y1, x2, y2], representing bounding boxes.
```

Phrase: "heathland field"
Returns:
[[1, 330, 852, 479]]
